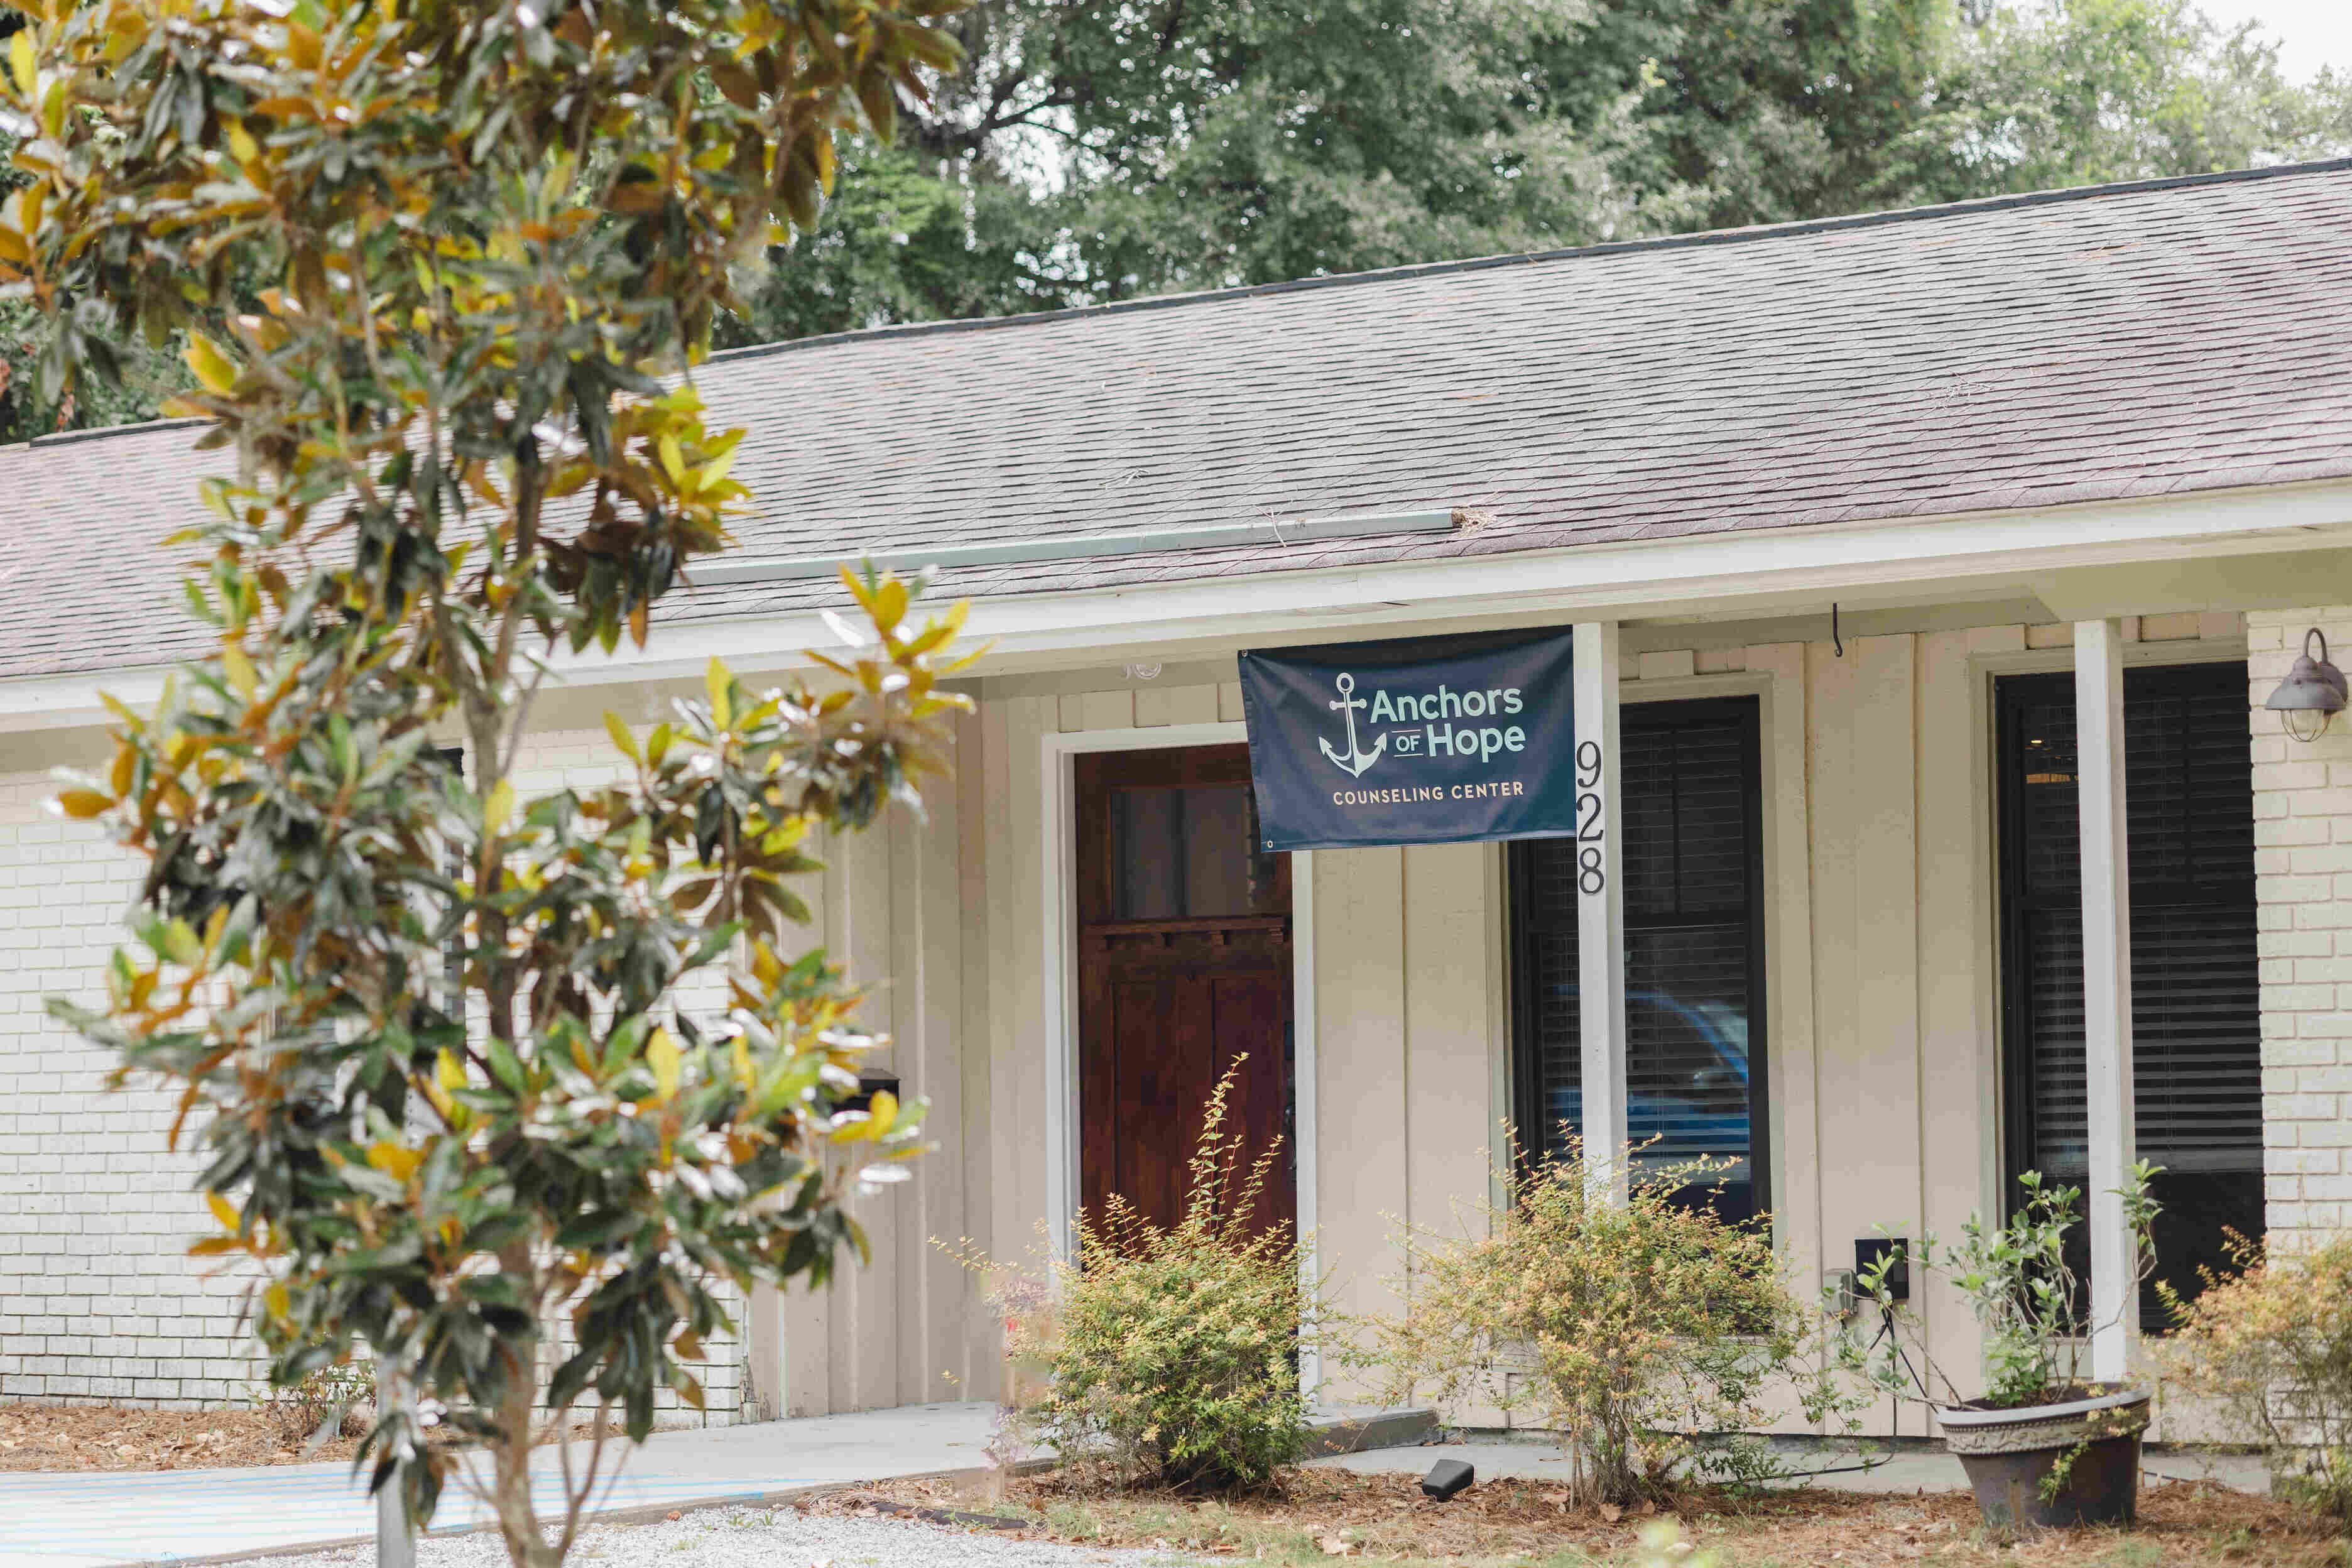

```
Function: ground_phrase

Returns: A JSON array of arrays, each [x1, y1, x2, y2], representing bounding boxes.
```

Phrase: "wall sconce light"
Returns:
[[2267, 628, 2348, 742]]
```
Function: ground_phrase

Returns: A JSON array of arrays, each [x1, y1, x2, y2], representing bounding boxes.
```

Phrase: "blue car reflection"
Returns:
[[1547, 989, 1752, 1217]]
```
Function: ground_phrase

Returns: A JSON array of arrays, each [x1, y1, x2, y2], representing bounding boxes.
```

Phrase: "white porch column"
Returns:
[[1574, 623, 1628, 1198], [2074, 618, 2139, 1380]]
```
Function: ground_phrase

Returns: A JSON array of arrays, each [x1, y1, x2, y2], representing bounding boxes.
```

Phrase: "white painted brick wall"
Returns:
[[2250, 608, 2352, 1254], [0, 727, 746, 1420], [0, 768, 270, 1407]]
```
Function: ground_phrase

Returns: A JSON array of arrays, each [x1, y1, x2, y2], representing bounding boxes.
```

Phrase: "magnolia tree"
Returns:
[[3, 3, 971, 1563]]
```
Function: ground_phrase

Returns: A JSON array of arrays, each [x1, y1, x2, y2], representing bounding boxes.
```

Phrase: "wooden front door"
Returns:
[[1075, 744, 1295, 1243]]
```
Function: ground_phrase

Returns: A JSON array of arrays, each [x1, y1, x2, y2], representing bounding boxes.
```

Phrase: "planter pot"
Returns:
[[1935, 1385, 2150, 1532]]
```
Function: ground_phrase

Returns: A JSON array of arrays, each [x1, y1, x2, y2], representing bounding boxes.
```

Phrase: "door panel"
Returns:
[[1076, 745, 1295, 1243]]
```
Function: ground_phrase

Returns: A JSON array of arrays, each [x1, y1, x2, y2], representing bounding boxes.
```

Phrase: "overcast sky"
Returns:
[[2193, 0, 2352, 79]]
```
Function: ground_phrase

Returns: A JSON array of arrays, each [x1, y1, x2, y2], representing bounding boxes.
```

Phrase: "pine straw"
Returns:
[[0, 1403, 662, 1476], [825, 1465, 2348, 1566], [0, 1402, 364, 1472]]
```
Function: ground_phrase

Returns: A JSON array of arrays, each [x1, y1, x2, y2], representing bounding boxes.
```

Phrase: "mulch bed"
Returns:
[[0, 1402, 363, 1472], [828, 1464, 2343, 1565]]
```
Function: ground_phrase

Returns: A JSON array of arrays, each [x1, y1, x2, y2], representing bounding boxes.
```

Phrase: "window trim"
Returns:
[[1507, 694, 1770, 1214]]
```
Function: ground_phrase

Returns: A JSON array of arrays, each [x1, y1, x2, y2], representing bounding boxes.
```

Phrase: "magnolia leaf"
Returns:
[[7, 31, 32, 99], [220, 643, 258, 699], [819, 609, 870, 649], [705, 657, 732, 731], [366, 1141, 425, 1182], [604, 710, 641, 764], [648, 1026, 681, 1102], [55, 787, 112, 819], [183, 333, 237, 394], [483, 778, 514, 836], [205, 1191, 240, 1233]]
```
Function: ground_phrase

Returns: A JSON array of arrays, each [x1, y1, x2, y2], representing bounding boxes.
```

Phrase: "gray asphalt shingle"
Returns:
[[6, 160, 2352, 683]]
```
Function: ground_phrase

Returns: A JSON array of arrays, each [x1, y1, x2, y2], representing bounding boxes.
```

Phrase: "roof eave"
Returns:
[[8, 476, 2350, 739]]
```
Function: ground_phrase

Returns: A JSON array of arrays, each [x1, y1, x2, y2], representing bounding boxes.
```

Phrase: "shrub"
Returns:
[[266, 1358, 377, 1447], [984, 1066, 1314, 1492], [2161, 1234, 2352, 1529], [1376, 1137, 1846, 1506]]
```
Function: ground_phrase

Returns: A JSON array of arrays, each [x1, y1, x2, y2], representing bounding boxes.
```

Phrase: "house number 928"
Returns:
[[1574, 740, 1606, 894]]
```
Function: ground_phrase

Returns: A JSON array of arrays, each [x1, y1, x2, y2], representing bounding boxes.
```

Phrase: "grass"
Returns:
[[803, 1466, 2352, 1567]]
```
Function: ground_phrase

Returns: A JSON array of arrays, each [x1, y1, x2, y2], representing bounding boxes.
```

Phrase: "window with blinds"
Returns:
[[1996, 663, 2262, 1317], [1510, 697, 1767, 1224]]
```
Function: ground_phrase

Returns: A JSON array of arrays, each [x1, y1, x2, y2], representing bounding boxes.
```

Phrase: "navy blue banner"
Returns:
[[1238, 629, 1577, 851]]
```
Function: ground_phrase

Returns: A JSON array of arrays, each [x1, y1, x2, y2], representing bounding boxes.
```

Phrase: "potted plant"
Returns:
[[1846, 1163, 2162, 1532]]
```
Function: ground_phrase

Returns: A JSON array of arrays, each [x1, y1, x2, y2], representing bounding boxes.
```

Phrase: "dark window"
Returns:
[[1510, 697, 1767, 1224], [1111, 783, 1260, 919], [1996, 663, 2262, 1319]]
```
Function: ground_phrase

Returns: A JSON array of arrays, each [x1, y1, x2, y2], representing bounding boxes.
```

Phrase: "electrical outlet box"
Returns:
[[1822, 1268, 1857, 1320], [1856, 1237, 1910, 1301]]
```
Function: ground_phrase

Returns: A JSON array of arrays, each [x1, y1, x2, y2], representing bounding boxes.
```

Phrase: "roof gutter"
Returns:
[[690, 508, 1461, 586]]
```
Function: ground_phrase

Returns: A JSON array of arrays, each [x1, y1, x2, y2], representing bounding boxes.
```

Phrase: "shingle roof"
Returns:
[[9, 159, 2352, 683]]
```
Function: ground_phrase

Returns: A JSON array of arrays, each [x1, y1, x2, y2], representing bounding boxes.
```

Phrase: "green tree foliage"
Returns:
[[3, 4, 972, 1566], [0, 6, 187, 439], [727, 0, 2352, 335], [1905, 0, 2352, 199]]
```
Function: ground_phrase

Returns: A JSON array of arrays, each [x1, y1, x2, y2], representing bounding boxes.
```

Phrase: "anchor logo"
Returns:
[[1319, 672, 1388, 778]]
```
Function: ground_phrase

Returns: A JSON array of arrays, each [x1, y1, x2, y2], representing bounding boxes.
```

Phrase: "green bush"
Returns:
[[989, 1067, 1314, 1492], [2161, 1234, 2352, 1530], [1376, 1137, 1849, 1506]]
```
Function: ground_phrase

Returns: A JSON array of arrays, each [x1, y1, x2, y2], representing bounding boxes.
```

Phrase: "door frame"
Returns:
[[1039, 721, 1318, 1373]]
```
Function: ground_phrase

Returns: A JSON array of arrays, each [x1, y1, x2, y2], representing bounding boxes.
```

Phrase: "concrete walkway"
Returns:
[[0, 1402, 1003, 1568]]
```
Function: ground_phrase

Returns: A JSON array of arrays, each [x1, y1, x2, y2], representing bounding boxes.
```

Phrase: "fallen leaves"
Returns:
[[829, 1464, 2348, 1568], [0, 1405, 358, 1473]]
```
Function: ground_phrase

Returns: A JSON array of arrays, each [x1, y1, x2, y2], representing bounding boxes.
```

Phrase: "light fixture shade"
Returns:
[[2268, 628, 2348, 741]]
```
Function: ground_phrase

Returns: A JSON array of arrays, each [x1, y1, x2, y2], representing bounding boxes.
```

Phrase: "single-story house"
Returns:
[[7, 157, 2352, 1434]]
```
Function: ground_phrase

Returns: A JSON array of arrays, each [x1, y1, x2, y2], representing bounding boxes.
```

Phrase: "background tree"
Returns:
[[4, 4, 971, 1566], [1900, 0, 2352, 199], [721, 0, 2352, 334]]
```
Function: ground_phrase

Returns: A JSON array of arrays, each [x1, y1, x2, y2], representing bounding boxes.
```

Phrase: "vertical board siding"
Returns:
[[1135, 683, 1221, 729], [952, 707, 1001, 1400], [989, 697, 1054, 1309], [1312, 846, 1412, 1395], [1915, 629, 2011, 1385], [1402, 844, 1498, 1244], [1807, 636, 1929, 1433]]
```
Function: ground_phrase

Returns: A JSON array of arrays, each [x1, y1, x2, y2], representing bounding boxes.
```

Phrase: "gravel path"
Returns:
[[233, 1501, 1195, 1568]]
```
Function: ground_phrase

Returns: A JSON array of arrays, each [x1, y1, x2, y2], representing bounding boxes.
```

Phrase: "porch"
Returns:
[[716, 579, 2350, 1437]]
